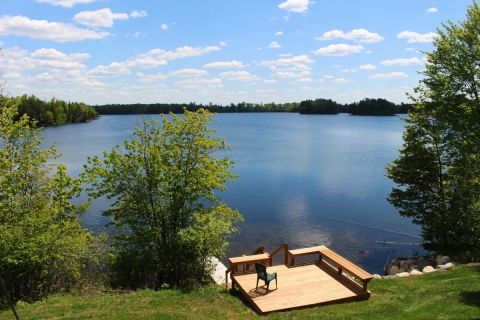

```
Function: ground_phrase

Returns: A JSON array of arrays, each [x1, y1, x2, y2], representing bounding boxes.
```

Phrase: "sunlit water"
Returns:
[[42, 113, 425, 274]]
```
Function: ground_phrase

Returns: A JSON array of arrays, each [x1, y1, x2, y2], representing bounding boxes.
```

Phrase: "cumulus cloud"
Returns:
[[136, 72, 167, 82], [169, 68, 207, 77], [36, 0, 98, 8], [260, 54, 314, 78], [130, 10, 148, 18], [88, 62, 131, 76], [219, 70, 260, 81], [0, 16, 109, 42], [161, 23, 168, 30], [358, 64, 376, 71], [316, 28, 384, 43], [73, 8, 129, 28], [89, 45, 221, 76], [275, 31, 284, 36], [278, 0, 311, 13], [369, 72, 408, 79], [426, 7, 438, 13], [203, 60, 245, 69], [174, 78, 222, 88], [397, 31, 437, 43], [381, 57, 423, 66], [315, 44, 364, 56], [267, 41, 281, 49], [333, 77, 349, 84]]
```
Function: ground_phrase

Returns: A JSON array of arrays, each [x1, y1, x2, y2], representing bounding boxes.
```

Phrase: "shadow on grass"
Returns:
[[459, 291, 480, 307]]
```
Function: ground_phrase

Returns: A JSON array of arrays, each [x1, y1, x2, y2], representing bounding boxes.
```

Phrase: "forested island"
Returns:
[[94, 98, 412, 116], [1, 95, 98, 127]]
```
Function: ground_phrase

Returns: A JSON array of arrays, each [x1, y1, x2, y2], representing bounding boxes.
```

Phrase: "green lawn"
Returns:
[[2, 264, 479, 320]]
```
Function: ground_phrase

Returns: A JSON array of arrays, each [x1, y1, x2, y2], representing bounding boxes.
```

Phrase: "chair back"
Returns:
[[255, 263, 267, 280]]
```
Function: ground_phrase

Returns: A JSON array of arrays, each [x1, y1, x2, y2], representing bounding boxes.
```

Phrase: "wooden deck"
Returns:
[[227, 244, 372, 314]]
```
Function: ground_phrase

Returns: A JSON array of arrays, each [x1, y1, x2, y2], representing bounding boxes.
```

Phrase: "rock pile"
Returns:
[[372, 255, 454, 279]]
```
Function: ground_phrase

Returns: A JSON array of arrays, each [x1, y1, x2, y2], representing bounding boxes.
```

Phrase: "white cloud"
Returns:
[[219, 70, 260, 81], [358, 64, 376, 71], [275, 31, 284, 36], [89, 62, 131, 76], [0, 47, 90, 72], [203, 60, 245, 69], [315, 44, 363, 56], [296, 77, 313, 82], [73, 8, 129, 28], [174, 78, 222, 88], [369, 72, 408, 79], [340, 68, 356, 73], [260, 54, 314, 78], [267, 41, 281, 49], [316, 28, 384, 44], [405, 47, 416, 52], [427, 7, 438, 13], [333, 77, 349, 84], [169, 68, 207, 77], [0, 16, 109, 42], [278, 0, 311, 13], [130, 10, 148, 18], [89, 45, 221, 76], [161, 23, 168, 30], [136, 72, 167, 82], [381, 57, 423, 66], [36, 0, 97, 8], [397, 31, 437, 43], [264, 79, 278, 84]]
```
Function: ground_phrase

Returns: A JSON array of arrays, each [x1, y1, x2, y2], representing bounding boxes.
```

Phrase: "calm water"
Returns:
[[43, 113, 425, 274]]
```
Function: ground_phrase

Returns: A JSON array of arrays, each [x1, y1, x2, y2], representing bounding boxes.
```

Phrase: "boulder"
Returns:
[[436, 255, 450, 266], [389, 265, 400, 275], [373, 274, 382, 279], [437, 262, 454, 270], [423, 266, 436, 273], [408, 264, 419, 272], [396, 272, 410, 278], [409, 269, 423, 276]]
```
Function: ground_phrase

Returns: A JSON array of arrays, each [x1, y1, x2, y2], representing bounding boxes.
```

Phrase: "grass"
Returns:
[[1, 264, 479, 320]]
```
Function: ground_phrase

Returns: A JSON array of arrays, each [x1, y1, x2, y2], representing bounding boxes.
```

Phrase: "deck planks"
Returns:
[[232, 263, 369, 313]]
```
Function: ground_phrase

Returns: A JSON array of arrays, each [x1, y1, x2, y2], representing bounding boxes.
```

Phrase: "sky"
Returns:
[[0, 0, 473, 105]]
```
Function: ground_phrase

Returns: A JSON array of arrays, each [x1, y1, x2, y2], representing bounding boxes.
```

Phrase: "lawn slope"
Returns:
[[1, 264, 479, 320]]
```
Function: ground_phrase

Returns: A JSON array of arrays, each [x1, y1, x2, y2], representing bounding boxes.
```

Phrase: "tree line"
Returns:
[[94, 98, 412, 116], [1, 95, 98, 127]]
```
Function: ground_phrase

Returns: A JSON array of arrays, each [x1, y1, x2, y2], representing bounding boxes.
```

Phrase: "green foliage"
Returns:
[[298, 99, 340, 114], [83, 109, 242, 288], [1, 95, 97, 127], [0, 99, 93, 303], [387, 2, 480, 260]]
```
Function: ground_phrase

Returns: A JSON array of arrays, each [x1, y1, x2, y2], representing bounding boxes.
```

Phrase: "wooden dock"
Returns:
[[227, 244, 373, 314]]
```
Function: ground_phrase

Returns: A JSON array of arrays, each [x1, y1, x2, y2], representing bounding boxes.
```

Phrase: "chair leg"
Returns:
[[275, 277, 278, 289], [266, 281, 270, 292], [256, 278, 259, 290]]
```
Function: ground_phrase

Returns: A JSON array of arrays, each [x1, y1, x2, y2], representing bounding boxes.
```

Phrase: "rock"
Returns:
[[373, 274, 382, 279], [423, 266, 436, 273], [408, 264, 419, 272], [409, 269, 423, 276], [383, 275, 393, 279], [436, 255, 450, 266], [437, 262, 454, 270], [389, 265, 400, 275], [400, 259, 415, 270], [396, 272, 410, 278]]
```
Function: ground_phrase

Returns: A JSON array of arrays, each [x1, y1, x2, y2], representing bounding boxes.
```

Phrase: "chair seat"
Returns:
[[266, 273, 277, 281]]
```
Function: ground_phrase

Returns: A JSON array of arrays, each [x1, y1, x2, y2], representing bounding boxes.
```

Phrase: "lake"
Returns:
[[43, 113, 425, 274]]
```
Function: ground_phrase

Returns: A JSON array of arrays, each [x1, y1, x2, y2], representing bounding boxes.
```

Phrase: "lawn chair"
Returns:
[[255, 263, 277, 292]]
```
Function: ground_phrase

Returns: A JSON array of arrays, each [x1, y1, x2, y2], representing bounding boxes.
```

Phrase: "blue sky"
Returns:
[[0, 0, 473, 105]]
